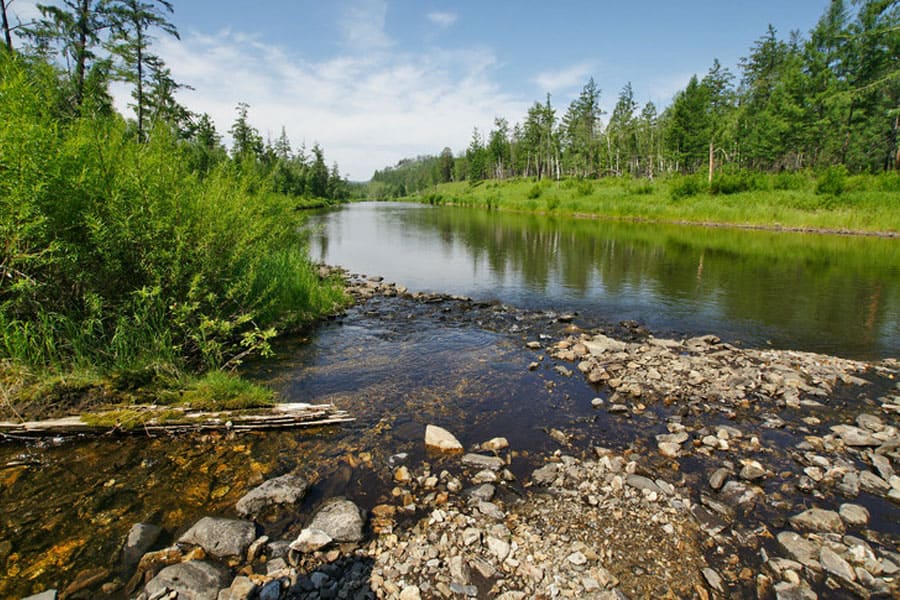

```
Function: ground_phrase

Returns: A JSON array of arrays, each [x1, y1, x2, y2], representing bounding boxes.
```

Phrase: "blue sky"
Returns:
[[11, 0, 833, 180]]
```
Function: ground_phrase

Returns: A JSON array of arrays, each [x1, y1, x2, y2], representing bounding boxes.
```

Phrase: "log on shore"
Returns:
[[0, 403, 354, 437]]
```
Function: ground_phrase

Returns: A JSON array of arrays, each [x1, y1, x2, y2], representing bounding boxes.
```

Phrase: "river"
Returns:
[[1, 202, 897, 598], [307, 202, 899, 360]]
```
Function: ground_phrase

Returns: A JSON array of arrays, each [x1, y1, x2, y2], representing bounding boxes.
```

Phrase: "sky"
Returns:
[[9, 0, 835, 181]]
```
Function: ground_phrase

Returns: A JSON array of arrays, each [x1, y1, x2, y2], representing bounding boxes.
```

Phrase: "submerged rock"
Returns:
[[122, 523, 162, 570], [235, 473, 309, 517], [178, 517, 257, 559]]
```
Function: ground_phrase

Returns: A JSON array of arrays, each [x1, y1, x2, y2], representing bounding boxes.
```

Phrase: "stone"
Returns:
[[289, 528, 332, 553], [477, 501, 505, 521], [856, 413, 884, 432], [449, 583, 478, 597], [425, 425, 463, 453], [399, 586, 422, 600], [658, 442, 681, 458], [582, 334, 627, 355], [143, 561, 231, 600], [591, 397, 604, 408], [739, 460, 767, 481], [22, 592, 57, 600], [773, 581, 817, 600], [393, 465, 411, 483], [777, 532, 822, 571], [462, 453, 504, 470], [495, 593, 526, 600], [625, 474, 663, 495], [448, 555, 470, 585], [307, 498, 365, 543], [567, 551, 587, 566], [257, 580, 282, 600], [820, 547, 855, 583], [235, 473, 309, 517], [838, 503, 870, 527], [178, 517, 257, 559], [122, 523, 162, 569], [217, 576, 256, 600], [789, 508, 845, 533], [831, 425, 880, 447], [481, 437, 509, 452], [858, 471, 890, 493], [871, 454, 894, 480], [701, 568, 725, 594], [709, 468, 730, 491], [486, 536, 510, 561]]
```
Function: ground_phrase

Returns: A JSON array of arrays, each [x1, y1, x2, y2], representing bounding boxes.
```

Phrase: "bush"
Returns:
[[816, 165, 848, 196], [526, 184, 543, 199], [773, 171, 807, 191], [670, 176, 704, 200], [0, 53, 344, 373]]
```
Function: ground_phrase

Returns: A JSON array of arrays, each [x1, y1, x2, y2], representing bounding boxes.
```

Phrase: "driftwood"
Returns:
[[0, 403, 353, 438]]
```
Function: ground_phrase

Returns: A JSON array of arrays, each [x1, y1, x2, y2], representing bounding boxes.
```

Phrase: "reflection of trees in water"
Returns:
[[401, 207, 899, 357]]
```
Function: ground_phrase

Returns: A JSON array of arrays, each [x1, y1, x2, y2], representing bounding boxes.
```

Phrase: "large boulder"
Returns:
[[141, 561, 231, 600], [235, 473, 309, 517], [178, 517, 257, 559], [307, 498, 365, 543]]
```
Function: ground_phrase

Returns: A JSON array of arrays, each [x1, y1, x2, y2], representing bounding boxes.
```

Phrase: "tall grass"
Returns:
[[0, 52, 345, 381], [401, 172, 900, 233]]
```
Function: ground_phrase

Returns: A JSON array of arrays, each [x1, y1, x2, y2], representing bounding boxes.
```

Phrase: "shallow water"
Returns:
[[307, 202, 900, 360]]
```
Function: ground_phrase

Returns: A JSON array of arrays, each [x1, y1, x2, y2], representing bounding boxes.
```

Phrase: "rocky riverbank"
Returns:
[[18, 269, 900, 599]]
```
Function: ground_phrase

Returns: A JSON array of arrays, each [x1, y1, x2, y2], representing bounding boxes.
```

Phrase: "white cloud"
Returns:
[[533, 61, 595, 94], [427, 11, 458, 27], [340, 0, 393, 53], [645, 71, 694, 106], [127, 30, 526, 180]]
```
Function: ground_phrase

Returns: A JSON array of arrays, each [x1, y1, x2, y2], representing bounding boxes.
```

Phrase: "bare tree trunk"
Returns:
[[1, 0, 12, 51], [708, 141, 715, 185], [136, 23, 144, 141]]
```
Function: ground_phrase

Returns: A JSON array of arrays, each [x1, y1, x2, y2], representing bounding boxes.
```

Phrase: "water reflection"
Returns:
[[309, 203, 899, 359]]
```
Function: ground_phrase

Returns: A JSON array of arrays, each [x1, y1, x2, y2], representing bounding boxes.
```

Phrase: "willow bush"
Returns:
[[0, 52, 344, 375]]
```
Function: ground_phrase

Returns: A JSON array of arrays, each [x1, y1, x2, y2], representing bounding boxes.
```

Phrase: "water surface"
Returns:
[[309, 202, 900, 359]]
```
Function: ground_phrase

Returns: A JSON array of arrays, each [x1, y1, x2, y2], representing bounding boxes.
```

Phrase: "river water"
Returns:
[[1, 202, 897, 598], [307, 202, 899, 360]]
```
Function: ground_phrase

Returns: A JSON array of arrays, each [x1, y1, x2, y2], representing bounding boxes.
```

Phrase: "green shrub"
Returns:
[[816, 165, 848, 196], [0, 52, 345, 374], [526, 184, 543, 199], [670, 176, 704, 200]]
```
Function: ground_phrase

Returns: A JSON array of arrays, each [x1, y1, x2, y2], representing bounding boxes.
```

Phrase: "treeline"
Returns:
[[0, 1, 347, 382], [372, 0, 899, 196], [1, 0, 349, 202]]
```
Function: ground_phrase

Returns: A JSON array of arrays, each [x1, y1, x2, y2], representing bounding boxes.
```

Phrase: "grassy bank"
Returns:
[[0, 53, 347, 423], [402, 173, 900, 234]]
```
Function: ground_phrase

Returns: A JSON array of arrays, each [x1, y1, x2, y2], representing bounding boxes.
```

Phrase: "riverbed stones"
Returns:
[[307, 498, 365, 543], [178, 517, 257, 559], [831, 425, 880, 447], [709, 468, 730, 490], [235, 473, 309, 517], [461, 453, 504, 470], [789, 508, 845, 534], [481, 437, 509, 452], [838, 503, 870, 527], [140, 560, 231, 600], [777, 532, 822, 571], [22, 592, 57, 600], [425, 425, 463, 453], [122, 523, 162, 569], [820, 546, 856, 583], [289, 528, 332, 553]]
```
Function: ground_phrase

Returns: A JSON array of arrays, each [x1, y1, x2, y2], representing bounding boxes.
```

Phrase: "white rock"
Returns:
[[425, 425, 463, 453], [289, 528, 332, 554]]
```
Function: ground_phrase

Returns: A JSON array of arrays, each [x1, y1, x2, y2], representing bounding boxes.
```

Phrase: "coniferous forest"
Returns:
[[372, 0, 899, 196]]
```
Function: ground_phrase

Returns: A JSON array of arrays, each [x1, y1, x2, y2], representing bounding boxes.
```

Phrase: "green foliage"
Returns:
[[0, 52, 346, 377], [816, 165, 849, 195], [669, 176, 704, 200], [180, 370, 275, 411], [526, 184, 543, 199]]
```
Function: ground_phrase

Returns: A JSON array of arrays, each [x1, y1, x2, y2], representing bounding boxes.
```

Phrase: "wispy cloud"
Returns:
[[533, 61, 595, 94], [427, 11, 458, 27], [124, 30, 526, 180], [340, 0, 393, 52]]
